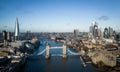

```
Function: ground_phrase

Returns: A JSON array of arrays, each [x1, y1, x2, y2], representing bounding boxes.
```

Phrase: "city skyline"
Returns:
[[0, 0, 120, 32]]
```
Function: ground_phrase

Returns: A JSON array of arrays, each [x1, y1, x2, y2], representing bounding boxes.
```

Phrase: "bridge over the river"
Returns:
[[37, 43, 81, 59]]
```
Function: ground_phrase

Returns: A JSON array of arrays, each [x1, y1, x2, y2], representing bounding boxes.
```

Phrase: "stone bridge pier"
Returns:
[[62, 44, 67, 58], [45, 43, 50, 59]]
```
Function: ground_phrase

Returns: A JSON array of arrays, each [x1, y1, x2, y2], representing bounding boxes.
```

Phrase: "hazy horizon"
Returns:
[[0, 0, 120, 32]]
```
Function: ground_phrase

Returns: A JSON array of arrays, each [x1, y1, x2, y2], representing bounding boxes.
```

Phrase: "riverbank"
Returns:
[[0, 37, 40, 72]]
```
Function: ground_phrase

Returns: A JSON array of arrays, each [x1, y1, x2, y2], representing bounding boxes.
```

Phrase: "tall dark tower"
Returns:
[[94, 24, 98, 37], [14, 17, 19, 41], [2, 30, 7, 47], [92, 21, 98, 38], [104, 28, 109, 38]]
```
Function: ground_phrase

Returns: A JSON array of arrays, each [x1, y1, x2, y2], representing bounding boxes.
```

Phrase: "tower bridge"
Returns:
[[37, 43, 81, 59], [45, 43, 67, 59]]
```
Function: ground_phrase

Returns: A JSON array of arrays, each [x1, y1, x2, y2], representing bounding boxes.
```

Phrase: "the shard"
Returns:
[[14, 17, 19, 41]]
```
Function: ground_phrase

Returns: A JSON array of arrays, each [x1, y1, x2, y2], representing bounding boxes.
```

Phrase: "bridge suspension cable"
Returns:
[[67, 49, 81, 55], [37, 49, 46, 55]]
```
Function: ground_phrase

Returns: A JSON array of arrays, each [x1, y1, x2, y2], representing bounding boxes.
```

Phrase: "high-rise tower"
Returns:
[[104, 28, 109, 38], [109, 27, 113, 37], [74, 29, 79, 37], [14, 17, 19, 41], [89, 21, 98, 38], [92, 21, 98, 38]]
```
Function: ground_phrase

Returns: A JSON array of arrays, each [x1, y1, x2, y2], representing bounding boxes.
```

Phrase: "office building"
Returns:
[[2, 30, 7, 47], [74, 29, 79, 37], [104, 28, 109, 38], [7, 32, 11, 42], [93, 23, 98, 37], [109, 27, 113, 37], [98, 28, 103, 39]]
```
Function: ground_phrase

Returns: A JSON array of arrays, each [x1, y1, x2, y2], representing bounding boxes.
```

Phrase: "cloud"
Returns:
[[98, 16, 110, 21]]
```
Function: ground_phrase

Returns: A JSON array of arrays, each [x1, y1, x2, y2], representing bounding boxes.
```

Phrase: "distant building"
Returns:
[[74, 29, 79, 37], [116, 33, 120, 41], [2, 30, 7, 47], [14, 17, 20, 41], [89, 23, 94, 39], [0, 33, 3, 42], [104, 28, 109, 38], [2, 31, 12, 46], [109, 27, 113, 37], [7, 32, 11, 42], [89, 24, 94, 35], [89, 25, 93, 39], [2, 30, 7, 40], [113, 30, 116, 39], [26, 31, 31, 40], [89, 21, 98, 38], [98, 28, 103, 39], [93, 22, 98, 38], [103, 27, 114, 39]]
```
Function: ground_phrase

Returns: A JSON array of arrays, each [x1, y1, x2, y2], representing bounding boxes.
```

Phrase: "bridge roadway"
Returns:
[[37, 47, 81, 56], [50, 46, 65, 49]]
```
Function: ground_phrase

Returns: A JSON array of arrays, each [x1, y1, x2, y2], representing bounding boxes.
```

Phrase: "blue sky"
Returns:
[[0, 0, 120, 32]]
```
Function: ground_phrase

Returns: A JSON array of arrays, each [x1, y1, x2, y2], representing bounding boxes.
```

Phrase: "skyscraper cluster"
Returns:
[[89, 21, 116, 39], [89, 21, 102, 39], [103, 27, 115, 39]]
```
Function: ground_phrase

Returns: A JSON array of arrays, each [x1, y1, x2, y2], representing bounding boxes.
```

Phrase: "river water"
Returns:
[[21, 37, 97, 72]]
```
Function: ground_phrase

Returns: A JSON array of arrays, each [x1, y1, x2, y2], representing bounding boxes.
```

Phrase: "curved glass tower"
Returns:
[[14, 17, 19, 41]]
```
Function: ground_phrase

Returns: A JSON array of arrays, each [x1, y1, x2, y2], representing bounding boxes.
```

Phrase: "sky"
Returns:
[[0, 0, 120, 32]]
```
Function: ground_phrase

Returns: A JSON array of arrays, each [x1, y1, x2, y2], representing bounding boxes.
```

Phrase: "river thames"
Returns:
[[21, 37, 97, 72]]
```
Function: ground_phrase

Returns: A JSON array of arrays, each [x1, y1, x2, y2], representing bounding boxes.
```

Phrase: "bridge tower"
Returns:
[[62, 43, 67, 58], [45, 43, 50, 59], [45, 42, 67, 59]]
